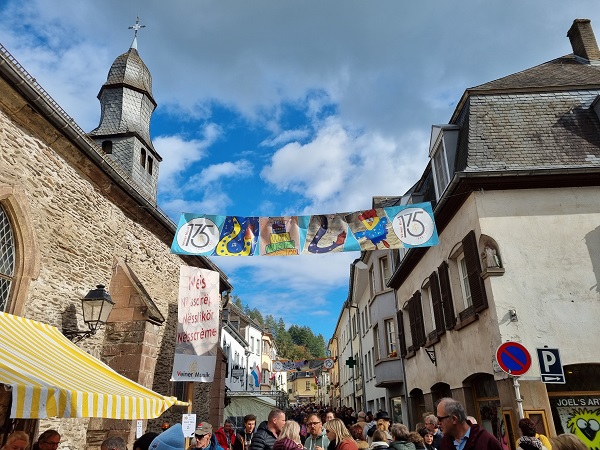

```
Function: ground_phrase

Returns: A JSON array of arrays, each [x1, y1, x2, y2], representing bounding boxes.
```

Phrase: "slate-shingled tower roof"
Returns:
[[89, 33, 161, 200]]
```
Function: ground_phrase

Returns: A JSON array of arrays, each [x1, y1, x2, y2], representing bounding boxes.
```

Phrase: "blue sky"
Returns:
[[1, 1, 599, 340]]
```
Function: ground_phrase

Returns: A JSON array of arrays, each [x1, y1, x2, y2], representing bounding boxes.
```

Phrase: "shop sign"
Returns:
[[551, 396, 600, 449]]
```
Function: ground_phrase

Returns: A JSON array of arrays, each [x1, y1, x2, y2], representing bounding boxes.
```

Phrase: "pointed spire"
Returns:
[[128, 16, 146, 50]]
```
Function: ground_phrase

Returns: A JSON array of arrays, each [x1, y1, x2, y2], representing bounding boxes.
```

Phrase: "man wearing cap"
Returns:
[[251, 409, 286, 450], [195, 423, 224, 450]]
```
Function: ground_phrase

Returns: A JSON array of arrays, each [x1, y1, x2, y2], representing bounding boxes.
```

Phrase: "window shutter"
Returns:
[[408, 296, 418, 352], [397, 310, 407, 357], [414, 291, 426, 347], [438, 261, 456, 329], [462, 230, 488, 313], [429, 271, 445, 335]]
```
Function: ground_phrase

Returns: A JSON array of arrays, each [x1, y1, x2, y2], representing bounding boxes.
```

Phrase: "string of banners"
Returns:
[[171, 202, 438, 257], [273, 358, 336, 372]]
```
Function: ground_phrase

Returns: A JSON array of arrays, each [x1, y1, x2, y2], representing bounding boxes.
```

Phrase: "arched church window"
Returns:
[[140, 148, 147, 168], [0, 204, 15, 312], [102, 140, 113, 154]]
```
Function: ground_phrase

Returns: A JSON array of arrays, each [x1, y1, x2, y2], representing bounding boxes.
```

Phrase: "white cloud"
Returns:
[[260, 129, 311, 147], [188, 160, 254, 188], [155, 125, 221, 193], [261, 118, 429, 214], [260, 119, 350, 201]]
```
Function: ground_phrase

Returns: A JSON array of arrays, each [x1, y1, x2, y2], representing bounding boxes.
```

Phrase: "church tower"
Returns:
[[89, 18, 161, 200]]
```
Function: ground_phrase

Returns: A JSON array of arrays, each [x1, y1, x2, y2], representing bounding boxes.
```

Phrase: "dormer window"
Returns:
[[432, 143, 450, 196], [429, 125, 460, 199]]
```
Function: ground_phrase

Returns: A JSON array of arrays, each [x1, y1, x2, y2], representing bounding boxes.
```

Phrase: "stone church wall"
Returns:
[[0, 95, 223, 448]]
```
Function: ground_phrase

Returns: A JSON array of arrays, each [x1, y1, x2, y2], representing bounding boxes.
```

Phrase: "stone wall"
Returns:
[[0, 82, 226, 448]]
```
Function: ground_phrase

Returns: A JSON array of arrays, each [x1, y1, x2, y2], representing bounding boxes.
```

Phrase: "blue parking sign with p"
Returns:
[[536, 348, 565, 384]]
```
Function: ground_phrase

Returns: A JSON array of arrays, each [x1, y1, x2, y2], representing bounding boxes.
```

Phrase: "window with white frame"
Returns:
[[373, 323, 381, 360], [432, 142, 450, 196], [457, 253, 473, 309], [380, 256, 391, 290], [369, 266, 376, 297], [362, 310, 366, 334], [384, 318, 396, 356]]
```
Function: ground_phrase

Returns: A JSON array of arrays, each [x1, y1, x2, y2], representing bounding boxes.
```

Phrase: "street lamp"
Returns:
[[63, 285, 114, 342]]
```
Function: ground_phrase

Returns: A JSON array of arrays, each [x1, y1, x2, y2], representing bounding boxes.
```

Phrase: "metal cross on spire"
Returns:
[[129, 16, 146, 37], [128, 16, 146, 49]]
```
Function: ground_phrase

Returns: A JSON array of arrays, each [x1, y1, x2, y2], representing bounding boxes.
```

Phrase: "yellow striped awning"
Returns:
[[0, 312, 187, 419]]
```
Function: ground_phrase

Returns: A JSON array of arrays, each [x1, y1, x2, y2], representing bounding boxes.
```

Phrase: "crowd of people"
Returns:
[[0, 397, 590, 450]]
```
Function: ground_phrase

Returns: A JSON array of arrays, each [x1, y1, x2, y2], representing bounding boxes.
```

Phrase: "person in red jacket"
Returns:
[[436, 398, 502, 450], [216, 420, 236, 450]]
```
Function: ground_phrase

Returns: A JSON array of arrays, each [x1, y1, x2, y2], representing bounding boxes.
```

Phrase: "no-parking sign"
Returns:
[[496, 341, 532, 376]]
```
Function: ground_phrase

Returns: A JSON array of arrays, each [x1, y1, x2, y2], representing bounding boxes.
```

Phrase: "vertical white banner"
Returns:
[[171, 266, 220, 382]]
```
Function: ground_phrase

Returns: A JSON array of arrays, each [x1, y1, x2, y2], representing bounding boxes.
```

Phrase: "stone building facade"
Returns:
[[0, 37, 231, 449]]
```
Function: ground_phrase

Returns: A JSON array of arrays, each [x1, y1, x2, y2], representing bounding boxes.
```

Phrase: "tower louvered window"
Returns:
[[0, 205, 15, 312]]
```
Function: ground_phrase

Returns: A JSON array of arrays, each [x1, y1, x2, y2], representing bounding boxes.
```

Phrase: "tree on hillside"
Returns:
[[247, 307, 264, 327], [233, 295, 244, 310], [232, 300, 324, 359], [288, 325, 326, 358], [265, 314, 278, 335]]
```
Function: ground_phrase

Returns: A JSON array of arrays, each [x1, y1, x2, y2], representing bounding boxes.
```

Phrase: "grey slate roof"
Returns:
[[464, 90, 600, 171], [104, 48, 154, 97], [471, 54, 600, 93], [452, 54, 600, 173], [89, 46, 157, 152]]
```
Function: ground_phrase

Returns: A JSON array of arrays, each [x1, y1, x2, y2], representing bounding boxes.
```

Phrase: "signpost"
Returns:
[[537, 347, 566, 384], [496, 341, 532, 419], [496, 341, 532, 376]]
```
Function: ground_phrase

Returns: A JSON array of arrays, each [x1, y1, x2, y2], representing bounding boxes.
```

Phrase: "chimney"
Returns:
[[567, 19, 600, 63]]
